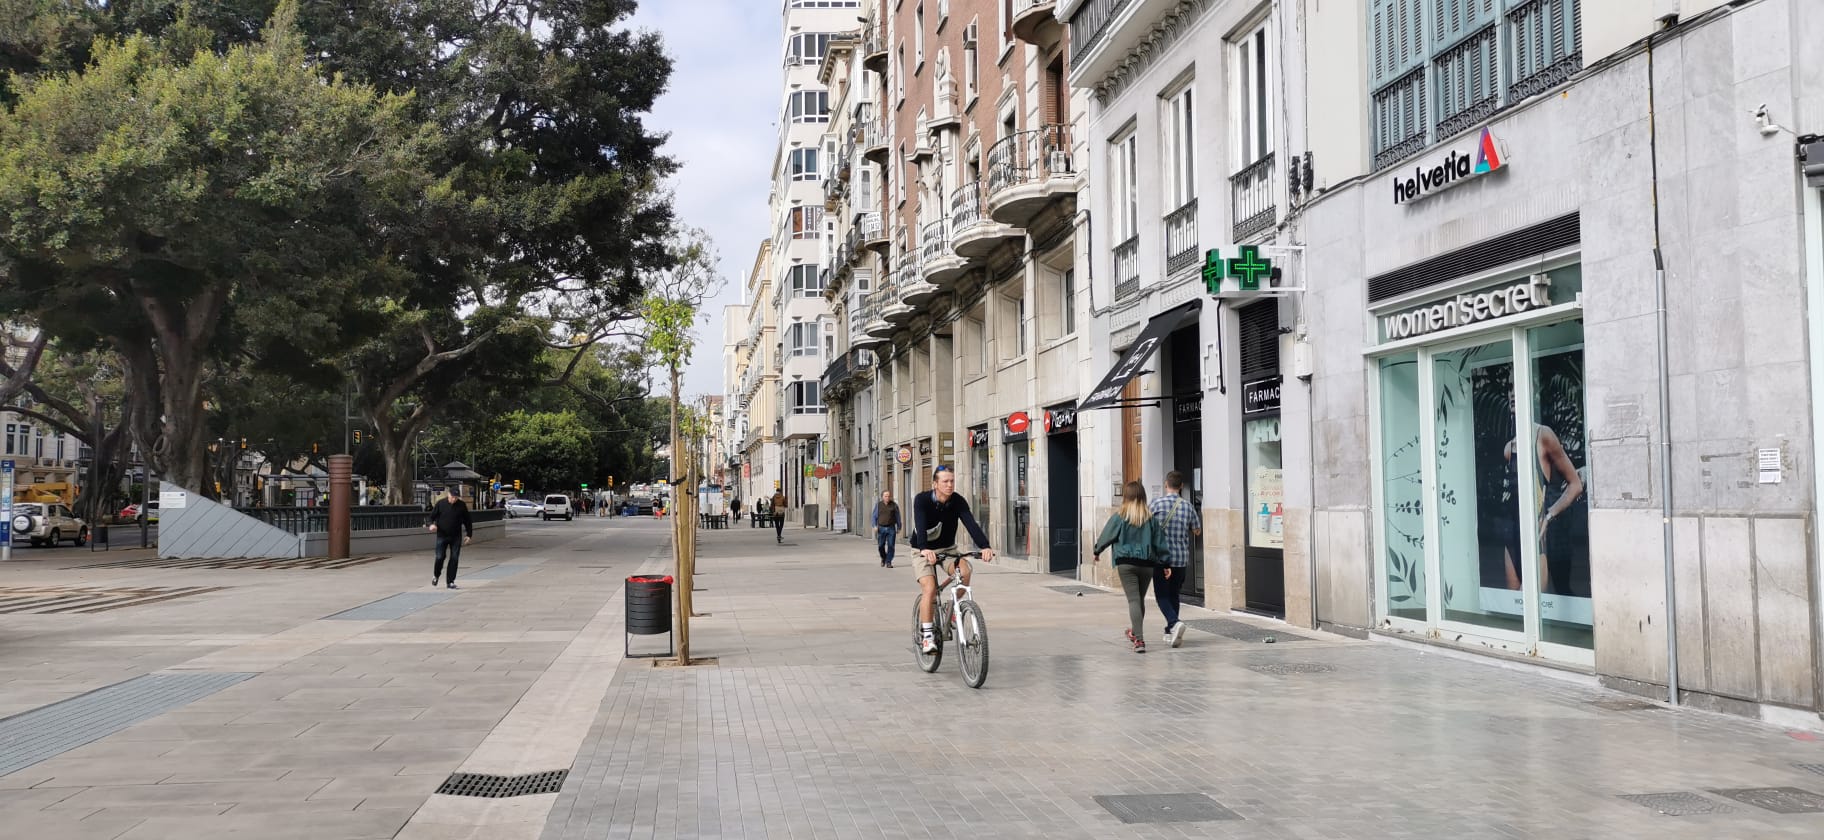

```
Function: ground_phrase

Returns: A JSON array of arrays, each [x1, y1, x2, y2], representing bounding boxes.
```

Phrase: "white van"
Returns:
[[542, 494, 574, 521]]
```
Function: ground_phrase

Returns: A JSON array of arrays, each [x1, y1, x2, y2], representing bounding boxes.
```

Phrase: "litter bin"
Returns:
[[625, 575, 673, 657]]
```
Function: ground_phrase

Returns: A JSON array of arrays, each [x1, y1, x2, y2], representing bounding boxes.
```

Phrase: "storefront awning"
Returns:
[[1077, 300, 1202, 412]]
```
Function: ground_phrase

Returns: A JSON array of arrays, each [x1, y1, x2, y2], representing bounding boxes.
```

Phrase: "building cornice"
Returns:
[[1090, 0, 1212, 106]]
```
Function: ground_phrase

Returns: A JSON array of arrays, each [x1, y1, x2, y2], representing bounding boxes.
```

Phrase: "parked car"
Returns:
[[11, 503, 89, 547], [626, 496, 656, 516], [542, 494, 574, 521], [504, 498, 543, 518], [119, 501, 161, 523]]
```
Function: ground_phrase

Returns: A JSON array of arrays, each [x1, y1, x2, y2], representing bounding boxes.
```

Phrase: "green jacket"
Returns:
[[1093, 514, 1168, 567]]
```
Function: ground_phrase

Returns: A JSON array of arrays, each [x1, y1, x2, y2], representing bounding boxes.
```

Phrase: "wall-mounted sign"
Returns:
[[918, 438, 933, 456], [1243, 377, 1282, 415], [1392, 127, 1505, 205], [1380, 273, 1551, 341], [968, 428, 990, 449], [1174, 395, 1203, 423], [831, 460, 843, 475], [895, 446, 913, 465], [1002, 412, 1031, 442], [1045, 406, 1077, 435]]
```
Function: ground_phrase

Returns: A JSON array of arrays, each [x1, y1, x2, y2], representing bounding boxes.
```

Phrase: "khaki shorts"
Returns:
[[913, 551, 964, 581]]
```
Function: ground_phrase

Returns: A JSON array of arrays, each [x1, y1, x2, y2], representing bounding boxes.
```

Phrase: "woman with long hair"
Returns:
[[1093, 481, 1169, 653]]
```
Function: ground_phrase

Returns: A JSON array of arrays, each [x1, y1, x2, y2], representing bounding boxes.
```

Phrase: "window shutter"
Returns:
[[1238, 301, 1281, 379]]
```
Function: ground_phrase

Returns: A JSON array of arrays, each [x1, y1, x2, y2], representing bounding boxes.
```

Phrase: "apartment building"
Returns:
[[720, 303, 749, 498], [733, 240, 779, 504], [2, 329, 92, 501], [811, 0, 1085, 571], [1064, 0, 1305, 608]]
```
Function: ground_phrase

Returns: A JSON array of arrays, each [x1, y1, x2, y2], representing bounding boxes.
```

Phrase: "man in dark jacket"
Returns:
[[425, 486, 473, 589]]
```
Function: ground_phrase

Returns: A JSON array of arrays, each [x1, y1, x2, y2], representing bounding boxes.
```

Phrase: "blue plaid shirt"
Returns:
[[1148, 494, 1199, 568]]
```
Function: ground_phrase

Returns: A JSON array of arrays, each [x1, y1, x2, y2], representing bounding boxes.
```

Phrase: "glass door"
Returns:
[[1428, 336, 1526, 644]]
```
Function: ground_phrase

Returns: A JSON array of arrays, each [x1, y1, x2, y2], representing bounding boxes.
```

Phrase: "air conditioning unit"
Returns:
[[1047, 149, 1070, 174], [963, 23, 977, 47]]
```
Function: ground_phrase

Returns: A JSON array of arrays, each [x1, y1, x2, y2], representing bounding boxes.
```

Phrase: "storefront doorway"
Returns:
[[1002, 413, 1033, 558], [1373, 264, 1592, 662], [1239, 301, 1285, 617], [1045, 405, 1079, 575], [1164, 324, 1205, 604], [968, 427, 991, 542]]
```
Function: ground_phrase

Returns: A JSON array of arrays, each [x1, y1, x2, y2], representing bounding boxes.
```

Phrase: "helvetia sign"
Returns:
[[1392, 128, 1505, 204]]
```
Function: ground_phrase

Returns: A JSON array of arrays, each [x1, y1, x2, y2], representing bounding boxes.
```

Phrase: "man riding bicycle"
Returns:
[[910, 466, 995, 654]]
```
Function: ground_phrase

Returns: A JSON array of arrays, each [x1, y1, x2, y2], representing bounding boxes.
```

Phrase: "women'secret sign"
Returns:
[[1381, 274, 1551, 341]]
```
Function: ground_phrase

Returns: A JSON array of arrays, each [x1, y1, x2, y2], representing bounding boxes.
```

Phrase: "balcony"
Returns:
[[984, 125, 1077, 227], [851, 284, 889, 349], [1112, 235, 1140, 301], [853, 210, 887, 253], [859, 119, 888, 162], [896, 253, 939, 308], [949, 182, 1021, 260], [821, 348, 876, 399], [782, 411, 826, 441], [920, 217, 966, 287], [1011, 0, 1062, 46], [1230, 152, 1276, 241], [862, 21, 887, 71], [822, 173, 848, 210], [1066, 0, 1148, 85], [1163, 198, 1198, 277]]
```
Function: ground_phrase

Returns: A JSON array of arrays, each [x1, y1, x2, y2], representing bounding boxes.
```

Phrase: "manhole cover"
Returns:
[[1046, 585, 1104, 595], [1589, 698, 1661, 711], [1184, 618, 1310, 643], [1709, 787, 1824, 814], [1247, 662, 1335, 676], [1797, 764, 1824, 778], [1616, 792, 1735, 816], [1093, 793, 1241, 824], [436, 769, 568, 798]]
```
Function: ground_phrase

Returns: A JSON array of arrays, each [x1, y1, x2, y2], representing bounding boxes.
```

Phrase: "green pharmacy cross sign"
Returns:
[[1201, 245, 1276, 295]]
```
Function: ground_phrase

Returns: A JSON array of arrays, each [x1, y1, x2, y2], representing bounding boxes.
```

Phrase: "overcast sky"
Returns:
[[628, 1, 780, 401]]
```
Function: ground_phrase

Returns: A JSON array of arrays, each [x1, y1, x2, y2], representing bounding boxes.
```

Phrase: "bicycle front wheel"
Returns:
[[956, 600, 989, 688], [913, 595, 943, 672]]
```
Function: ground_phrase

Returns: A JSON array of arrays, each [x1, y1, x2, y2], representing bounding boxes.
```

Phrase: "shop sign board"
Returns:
[[1380, 274, 1552, 341], [1044, 406, 1077, 435], [1391, 127, 1505, 204], [1242, 378, 1282, 415], [896, 446, 913, 465], [1002, 412, 1031, 442], [967, 428, 990, 449]]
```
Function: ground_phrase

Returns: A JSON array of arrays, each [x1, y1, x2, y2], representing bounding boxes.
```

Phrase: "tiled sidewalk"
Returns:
[[543, 527, 1824, 840]]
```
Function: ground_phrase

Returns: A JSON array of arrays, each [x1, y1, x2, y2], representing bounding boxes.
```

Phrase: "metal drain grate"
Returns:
[[1588, 697, 1661, 711], [437, 769, 568, 798], [1184, 618, 1310, 643], [1616, 792, 1735, 816], [1709, 787, 1824, 814], [1094, 793, 1242, 824], [0, 672, 255, 777], [1046, 585, 1105, 596], [324, 591, 457, 621], [1247, 662, 1335, 676]]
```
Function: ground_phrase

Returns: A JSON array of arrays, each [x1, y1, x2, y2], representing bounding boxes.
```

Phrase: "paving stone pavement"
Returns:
[[4, 518, 1824, 839], [541, 526, 1824, 840]]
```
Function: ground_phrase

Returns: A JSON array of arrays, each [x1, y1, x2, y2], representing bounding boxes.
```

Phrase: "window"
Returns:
[[963, 313, 987, 377], [787, 0, 859, 7], [788, 321, 821, 357], [895, 47, 906, 102], [790, 207, 823, 239], [787, 148, 820, 181], [915, 3, 925, 67], [787, 90, 830, 123], [997, 291, 1026, 362], [1110, 130, 1138, 243], [786, 33, 834, 66], [3, 423, 13, 455], [896, 145, 907, 205], [1016, 297, 1027, 356], [788, 263, 823, 297], [789, 381, 826, 414], [1162, 82, 1196, 209], [1061, 269, 1077, 335], [1368, 0, 1582, 170], [963, 23, 980, 100], [1233, 22, 1270, 168]]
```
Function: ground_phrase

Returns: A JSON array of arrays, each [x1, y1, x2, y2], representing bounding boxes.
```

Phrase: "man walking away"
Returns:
[[771, 488, 788, 544], [730, 496, 743, 525], [872, 490, 901, 568], [1149, 471, 1202, 647], [426, 486, 473, 589]]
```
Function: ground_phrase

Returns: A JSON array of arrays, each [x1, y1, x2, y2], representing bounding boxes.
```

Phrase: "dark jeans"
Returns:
[[1153, 564, 1185, 629], [876, 526, 897, 563], [434, 535, 463, 583], [774, 511, 785, 541]]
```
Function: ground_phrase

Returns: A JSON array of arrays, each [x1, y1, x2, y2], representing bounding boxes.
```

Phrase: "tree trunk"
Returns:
[[671, 362, 689, 666], [378, 426, 416, 505]]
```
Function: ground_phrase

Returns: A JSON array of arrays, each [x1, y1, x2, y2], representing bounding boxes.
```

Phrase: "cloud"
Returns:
[[628, 1, 781, 400]]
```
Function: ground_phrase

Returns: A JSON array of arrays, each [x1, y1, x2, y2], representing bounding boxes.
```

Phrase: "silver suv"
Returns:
[[11, 502, 89, 547]]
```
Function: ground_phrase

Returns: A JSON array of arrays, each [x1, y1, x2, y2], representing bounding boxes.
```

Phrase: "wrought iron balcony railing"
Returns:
[[985, 125, 1074, 198], [1163, 199, 1199, 276], [1113, 235, 1140, 300], [1230, 153, 1275, 241]]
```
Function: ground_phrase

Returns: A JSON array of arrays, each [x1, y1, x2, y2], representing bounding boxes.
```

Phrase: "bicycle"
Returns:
[[911, 550, 990, 688]]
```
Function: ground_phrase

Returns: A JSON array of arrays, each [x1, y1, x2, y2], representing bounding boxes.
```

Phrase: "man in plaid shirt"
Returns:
[[1148, 471, 1201, 647]]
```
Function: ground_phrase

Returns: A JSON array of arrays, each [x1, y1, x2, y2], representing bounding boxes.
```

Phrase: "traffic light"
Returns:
[[312, 442, 319, 454], [580, 483, 589, 490], [513, 479, 522, 492], [608, 475, 614, 488], [353, 430, 362, 444], [239, 438, 247, 449]]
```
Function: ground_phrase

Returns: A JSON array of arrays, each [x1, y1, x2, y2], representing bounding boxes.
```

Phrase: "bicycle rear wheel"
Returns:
[[912, 595, 942, 672], [956, 600, 989, 688]]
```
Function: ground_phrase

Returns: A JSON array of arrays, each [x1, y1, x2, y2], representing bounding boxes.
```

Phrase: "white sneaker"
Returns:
[[920, 637, 938, 655], [1169, 622, 1186, 647]]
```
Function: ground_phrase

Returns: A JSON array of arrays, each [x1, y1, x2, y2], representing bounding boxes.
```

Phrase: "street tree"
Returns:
[[0, 4, 438, 494], [470, 410, 595, 493]]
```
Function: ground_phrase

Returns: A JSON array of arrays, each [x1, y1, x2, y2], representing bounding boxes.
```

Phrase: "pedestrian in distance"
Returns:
[[1150, 471, 1201, 648], [872, 489, 901, 568], [730, 496, 743, 524], [771, 488, 788, 544], [425, 485, 473, 589], [1092, 481, 1170, 654]]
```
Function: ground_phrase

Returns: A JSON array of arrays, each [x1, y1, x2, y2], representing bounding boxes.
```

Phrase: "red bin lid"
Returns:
[[627, 575, 674, 584]]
